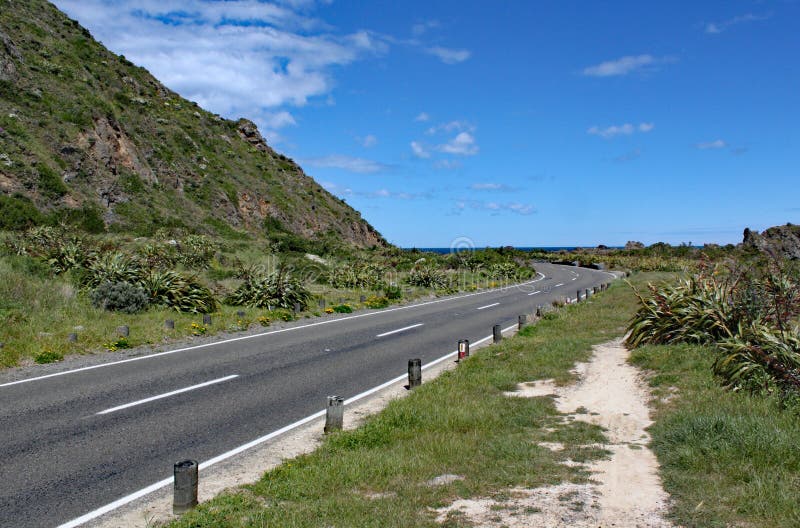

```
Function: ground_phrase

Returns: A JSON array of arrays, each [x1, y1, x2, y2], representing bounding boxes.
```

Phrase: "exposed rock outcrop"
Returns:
[[743, 224, 800, 260]]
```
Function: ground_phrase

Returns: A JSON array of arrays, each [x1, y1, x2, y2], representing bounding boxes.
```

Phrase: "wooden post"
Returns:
[[536, 306, 543, 318], [318, 299, 326, 309], [165, 319, 175, 330], [518, 314, 526, 330], [585, 288, 590, 299], [236, 310, 246, 317], [202, 314, 212, 325], [408, 358, 422, 388], [576, 290, 582, 302], [116, 325, 129, 337], [173, 460, 198, 514], [67, 333, 78, 343], [324, 395, 344, 433], [493, 324, 502, 343], [359, 294, 366, 303]]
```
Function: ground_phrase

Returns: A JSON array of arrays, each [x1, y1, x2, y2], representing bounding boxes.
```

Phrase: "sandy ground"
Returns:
[[435, 338, 675, 527]]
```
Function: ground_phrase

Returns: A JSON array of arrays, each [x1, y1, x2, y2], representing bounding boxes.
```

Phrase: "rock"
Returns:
[[743, 224, 800, 260], [0, 30, 22, 82], [237, 118, 272, 153], [624, 241, 645, 250], [426, 474, 464, 487]]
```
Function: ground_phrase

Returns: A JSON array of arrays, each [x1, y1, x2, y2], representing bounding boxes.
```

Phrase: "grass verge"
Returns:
[[164, 273, 665, 528], [630, 343, 800, 528]]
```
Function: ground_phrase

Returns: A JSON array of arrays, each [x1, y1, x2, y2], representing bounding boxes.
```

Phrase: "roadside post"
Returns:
[[173, 460, 198, 514]]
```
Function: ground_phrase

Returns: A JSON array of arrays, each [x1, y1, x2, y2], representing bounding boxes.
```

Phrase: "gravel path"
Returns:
[[436, 338, 675, 527]]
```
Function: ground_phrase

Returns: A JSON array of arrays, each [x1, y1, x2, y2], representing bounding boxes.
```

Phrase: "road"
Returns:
[[0, 263, 614, 527]]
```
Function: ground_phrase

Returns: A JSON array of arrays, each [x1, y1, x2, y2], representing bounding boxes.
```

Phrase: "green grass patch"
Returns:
[[166, 275, 657, 528], [631, 343, 800, 527]]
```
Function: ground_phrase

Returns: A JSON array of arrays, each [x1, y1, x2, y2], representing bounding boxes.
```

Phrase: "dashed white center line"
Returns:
[[555, 283, 565, 287], [571, 277, 577, 281], [376, 323, 424, 338], [96, 375, 239, 415], [527, 290, 541, 296], [476, 302, 500, 310]]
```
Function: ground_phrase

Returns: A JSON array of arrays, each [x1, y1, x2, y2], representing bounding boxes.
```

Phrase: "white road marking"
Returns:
[[376, 323, 424, 338], [555, 283, 564, 287], [571, 277, 577, 281], [2, 273, 548, 388], [527, 290, 541, 296], [476, 302, 500, 310], [56, 323, 519, 528], [96, 375, 239, 415]]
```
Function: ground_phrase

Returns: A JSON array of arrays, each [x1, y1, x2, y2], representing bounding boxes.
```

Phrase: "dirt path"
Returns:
[[436, 338, 675, 527]]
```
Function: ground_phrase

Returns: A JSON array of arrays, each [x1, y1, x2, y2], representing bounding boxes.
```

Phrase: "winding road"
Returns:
[[0, 263, 614, 527]]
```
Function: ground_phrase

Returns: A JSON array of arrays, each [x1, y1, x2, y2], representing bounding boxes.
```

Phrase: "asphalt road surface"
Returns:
[[0, 263, 614, 527]]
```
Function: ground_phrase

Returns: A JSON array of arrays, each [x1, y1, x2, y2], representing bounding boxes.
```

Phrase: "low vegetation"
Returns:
[[0, 227, 539, 367], [626, 257, 800, 404], [624, 254, 800, 527], [632, 343, 800, 527]]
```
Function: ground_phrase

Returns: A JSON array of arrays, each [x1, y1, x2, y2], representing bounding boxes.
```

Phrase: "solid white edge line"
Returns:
[[96, 375, 239, 415], [55, 323, 519, 528], [476, 302, 500, 310], [375, 323, 424, 338], [3, 273, 547, 389]]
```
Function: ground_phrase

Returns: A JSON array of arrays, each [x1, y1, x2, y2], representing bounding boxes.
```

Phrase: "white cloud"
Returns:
[[414, 112, 430, 122], [705, 13, 771, 34], [696, 139, 727, 150], [262, 111, 297, 129], [434, 159, 462, 170], [582, 54, 671, 77], [52, 0, 388, 123], [359, 134, 378, 148], [410, 141, 431, 159], [301, 155, 389, 173], [439, 132, 479, 156], [426, 120, 475, 135], [470, 183, 514, 191], [412, 20, 439, 37], [426, 46, 471, 64], [456, 200, 535, 215], [587, 122, 654, 139]]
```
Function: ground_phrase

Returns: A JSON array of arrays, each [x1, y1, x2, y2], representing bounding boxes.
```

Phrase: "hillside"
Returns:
[[0, 0, 385, 248]]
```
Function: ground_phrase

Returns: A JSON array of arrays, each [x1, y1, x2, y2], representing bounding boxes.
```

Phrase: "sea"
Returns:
[[407, 247, 624, 254]]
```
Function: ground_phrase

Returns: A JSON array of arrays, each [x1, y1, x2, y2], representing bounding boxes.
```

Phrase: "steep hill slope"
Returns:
[[0, 0, 385, 248]]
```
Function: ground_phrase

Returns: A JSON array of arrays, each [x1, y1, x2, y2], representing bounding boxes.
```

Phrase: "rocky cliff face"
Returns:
[[742, 224, 800, 261], [0, 0, 386, 248]]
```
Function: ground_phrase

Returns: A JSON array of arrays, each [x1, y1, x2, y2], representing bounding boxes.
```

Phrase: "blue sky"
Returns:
[[53, 0, 799, 247]]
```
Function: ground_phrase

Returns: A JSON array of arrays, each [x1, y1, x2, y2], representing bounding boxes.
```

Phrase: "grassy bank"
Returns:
[[164, 273, 664, 528], [631, 344, 800, 528]]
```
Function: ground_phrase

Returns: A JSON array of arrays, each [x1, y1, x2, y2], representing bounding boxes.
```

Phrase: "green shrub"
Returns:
[[327, 262, 386, 289], [37, 164, 68, 198], [226, 266, 310, 310], [406, 266, 448, 289], [384, 285, 402, 300], [363, 296, 390, 309], [0, 195, 44, 230], [332, 304, 353, 313], [90, 281, 150, 313], [139, 269, 218, 313], [34, 349, 64, 364], [179, 234, 216, 269], [84, 252, 142, 287]]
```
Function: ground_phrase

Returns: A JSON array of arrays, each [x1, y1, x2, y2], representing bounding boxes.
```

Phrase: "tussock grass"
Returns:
[[631, 344, 800, 527], [166, 274, 658, 527]]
